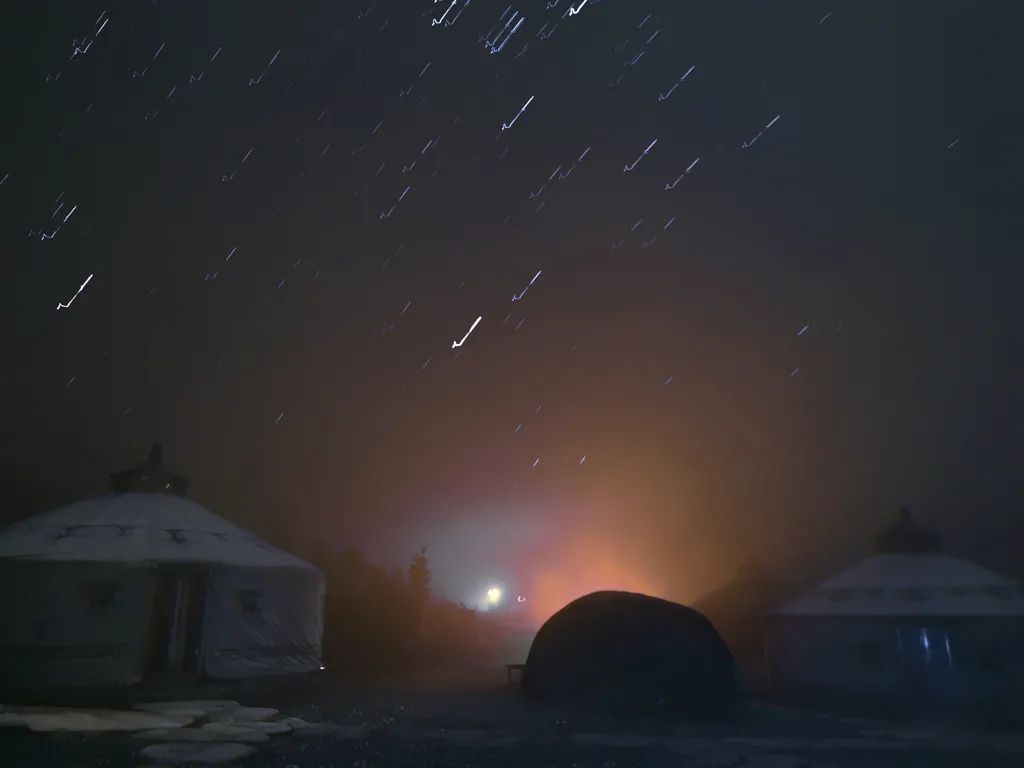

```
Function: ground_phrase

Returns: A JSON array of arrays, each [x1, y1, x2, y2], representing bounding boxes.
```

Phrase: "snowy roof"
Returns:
[[771, 554, 1024, 617], [0, 493, 318, 570]]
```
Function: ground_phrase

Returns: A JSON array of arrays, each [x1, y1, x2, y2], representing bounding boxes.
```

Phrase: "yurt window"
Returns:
[[237, 589, 263, 618]]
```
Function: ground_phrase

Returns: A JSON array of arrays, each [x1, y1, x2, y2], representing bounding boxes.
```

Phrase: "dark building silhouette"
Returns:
[[693, 558, 800, 694]]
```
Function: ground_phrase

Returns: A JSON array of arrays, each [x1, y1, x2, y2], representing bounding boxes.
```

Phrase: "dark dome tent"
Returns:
[[523, 591, 740, 717]]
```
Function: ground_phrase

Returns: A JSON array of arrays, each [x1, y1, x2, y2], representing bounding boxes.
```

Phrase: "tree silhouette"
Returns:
[[407, 547, 431, 626]]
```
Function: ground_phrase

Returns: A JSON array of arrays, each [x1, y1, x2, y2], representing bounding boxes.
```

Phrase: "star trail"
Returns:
[[5, 0, 1023, 606]]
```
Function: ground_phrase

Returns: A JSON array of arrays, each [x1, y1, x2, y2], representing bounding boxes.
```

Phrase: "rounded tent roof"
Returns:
[[0, 493, 318, 571], [524, 591, 739, 715], [773, 554, 1024, 617]]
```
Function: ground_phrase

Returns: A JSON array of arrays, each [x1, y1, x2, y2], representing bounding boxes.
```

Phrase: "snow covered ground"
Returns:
[[2, 674, 1022, 767]]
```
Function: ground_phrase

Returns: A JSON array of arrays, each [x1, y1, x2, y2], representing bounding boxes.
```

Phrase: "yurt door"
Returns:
[[146, 567, 210, 676]]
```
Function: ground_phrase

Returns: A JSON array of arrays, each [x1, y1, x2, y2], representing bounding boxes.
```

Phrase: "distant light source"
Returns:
[[486, 586, 502, 605]]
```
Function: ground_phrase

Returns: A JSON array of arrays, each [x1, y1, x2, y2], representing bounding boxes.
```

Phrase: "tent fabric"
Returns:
[[0, 493, 316, 570], [0, 560, 153, 687], [0, 493, 324, 686], [523, 591, 739, 716], [201, 565, 324, 679], [773, 554, 1024, 617]]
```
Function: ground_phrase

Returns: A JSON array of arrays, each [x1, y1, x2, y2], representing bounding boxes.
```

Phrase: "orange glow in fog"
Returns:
[[522, 531, 667, 627]]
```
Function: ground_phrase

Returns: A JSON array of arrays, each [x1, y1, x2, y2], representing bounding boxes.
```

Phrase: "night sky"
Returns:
[[6, 1, 1022, 619]]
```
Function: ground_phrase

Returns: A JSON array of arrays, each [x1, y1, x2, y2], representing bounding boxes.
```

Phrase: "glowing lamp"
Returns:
[[486, 586, 502, 605]]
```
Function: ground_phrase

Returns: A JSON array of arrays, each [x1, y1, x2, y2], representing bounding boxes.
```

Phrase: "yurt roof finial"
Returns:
[[875, 505, 942, 554], [146, 442, 164, 468], [110, 442, 190, 496]]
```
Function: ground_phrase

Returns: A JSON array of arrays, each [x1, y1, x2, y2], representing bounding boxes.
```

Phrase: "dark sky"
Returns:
[[5, 1, 1022, 617]]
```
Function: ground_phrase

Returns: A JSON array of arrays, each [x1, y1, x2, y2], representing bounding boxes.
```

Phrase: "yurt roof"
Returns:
[[0, 492, 318, 570], [772, 553, 1024, 617]]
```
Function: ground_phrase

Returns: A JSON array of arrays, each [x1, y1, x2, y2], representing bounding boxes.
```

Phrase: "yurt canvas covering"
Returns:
[[524, 591, 739, 716], [0, 491, 324, 688], [764, 509, 1024, 710]]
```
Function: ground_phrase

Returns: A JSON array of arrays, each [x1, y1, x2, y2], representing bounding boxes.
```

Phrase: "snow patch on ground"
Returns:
[[0, 708, 193, 732]]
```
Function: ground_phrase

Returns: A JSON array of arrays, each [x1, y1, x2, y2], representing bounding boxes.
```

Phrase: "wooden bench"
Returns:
[[505, 663, 525, 683]]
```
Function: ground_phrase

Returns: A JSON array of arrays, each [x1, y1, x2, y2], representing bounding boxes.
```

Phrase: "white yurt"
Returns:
[[764, 508, 1024, 711], [0, 445, 324, 688]]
